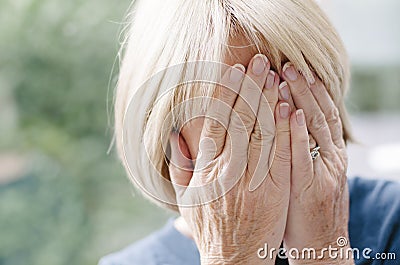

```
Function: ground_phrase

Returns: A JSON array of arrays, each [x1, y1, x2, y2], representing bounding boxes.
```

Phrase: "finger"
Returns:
[[310, 77, 345, 148], [269, 102, 291, 190], [278, 81, 296, 111], [265, 70, 280, 113], [169, 132, 194, 188], [228, 54, 269, 141], [200, 64, 245, 160], [282, 62, 334, 151], [248, 73, 277, 191], [290, 109, 313, 195]]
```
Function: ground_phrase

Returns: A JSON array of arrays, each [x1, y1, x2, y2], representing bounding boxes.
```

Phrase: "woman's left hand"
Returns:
[[281, 63, 353, 264]]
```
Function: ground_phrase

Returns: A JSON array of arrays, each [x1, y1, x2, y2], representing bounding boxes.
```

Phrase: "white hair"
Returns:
[[114, 0, 352, 211]]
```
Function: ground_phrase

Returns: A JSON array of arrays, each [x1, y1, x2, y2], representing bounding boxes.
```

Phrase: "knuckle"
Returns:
[[217, 85, 236, 102], [236, 108, 256, 129], [309, 113, 328, 133], [339, 149, 349, 166], [311, 81, 324, 96], [327, 108, 344, 139], [204, 118, 224, 136], [276, 125, 290, 135], [196, 172, 214, 185], [326, 107, 340, 125], [296, 136, 309, 147], [251, 123, 275, 144], [337, 163, 346, 177], [292, 80, 310, 98], [265, 93, 278, 106], [251, 128, 263, 142], [273, 147, 291, 164]]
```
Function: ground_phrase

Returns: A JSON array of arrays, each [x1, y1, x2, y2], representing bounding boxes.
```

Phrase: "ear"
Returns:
[[168, 132, 194, 187], [180, 118, 204, 161]]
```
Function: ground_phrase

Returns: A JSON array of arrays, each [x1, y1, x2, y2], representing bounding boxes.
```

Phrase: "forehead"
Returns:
[[180, 37, 261, 160], [224, 35, 258, 67]]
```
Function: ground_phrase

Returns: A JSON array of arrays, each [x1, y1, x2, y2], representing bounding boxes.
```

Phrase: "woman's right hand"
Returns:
[[168, 54, 292, 264]]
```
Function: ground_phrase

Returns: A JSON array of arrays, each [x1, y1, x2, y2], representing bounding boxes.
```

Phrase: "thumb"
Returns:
[[169, 132, 194, 187]]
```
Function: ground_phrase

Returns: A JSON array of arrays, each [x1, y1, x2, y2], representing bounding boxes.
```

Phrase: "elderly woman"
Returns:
[[100, 0, 400, 264]]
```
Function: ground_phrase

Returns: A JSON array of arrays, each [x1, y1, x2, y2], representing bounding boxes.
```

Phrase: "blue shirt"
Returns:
[[99, 177, 400, 264]]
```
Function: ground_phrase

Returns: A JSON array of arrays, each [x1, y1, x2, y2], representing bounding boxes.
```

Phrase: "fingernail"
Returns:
[[279, 103, 290, 119], [252, 54, 268, 76], [265, 71, 275, 89], [283, 62, 298, 81], [279, 82, 290, 100], [296, 109, 305, 126], [230, 64, 245, 83]]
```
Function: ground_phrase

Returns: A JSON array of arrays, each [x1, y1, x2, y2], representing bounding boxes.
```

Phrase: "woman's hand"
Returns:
[[168, 54, 292, 264], [281, 63, 353, 264]]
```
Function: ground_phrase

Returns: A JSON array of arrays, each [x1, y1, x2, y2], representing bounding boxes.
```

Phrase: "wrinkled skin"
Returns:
[[170, 54, 290, 264], [168, 53, 353, 265], [280, 64, 351, 264]]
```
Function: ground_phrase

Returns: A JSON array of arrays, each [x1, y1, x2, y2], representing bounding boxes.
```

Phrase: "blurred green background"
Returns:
[[0, 1, 172, 265], [0, 1, 399, 265]]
